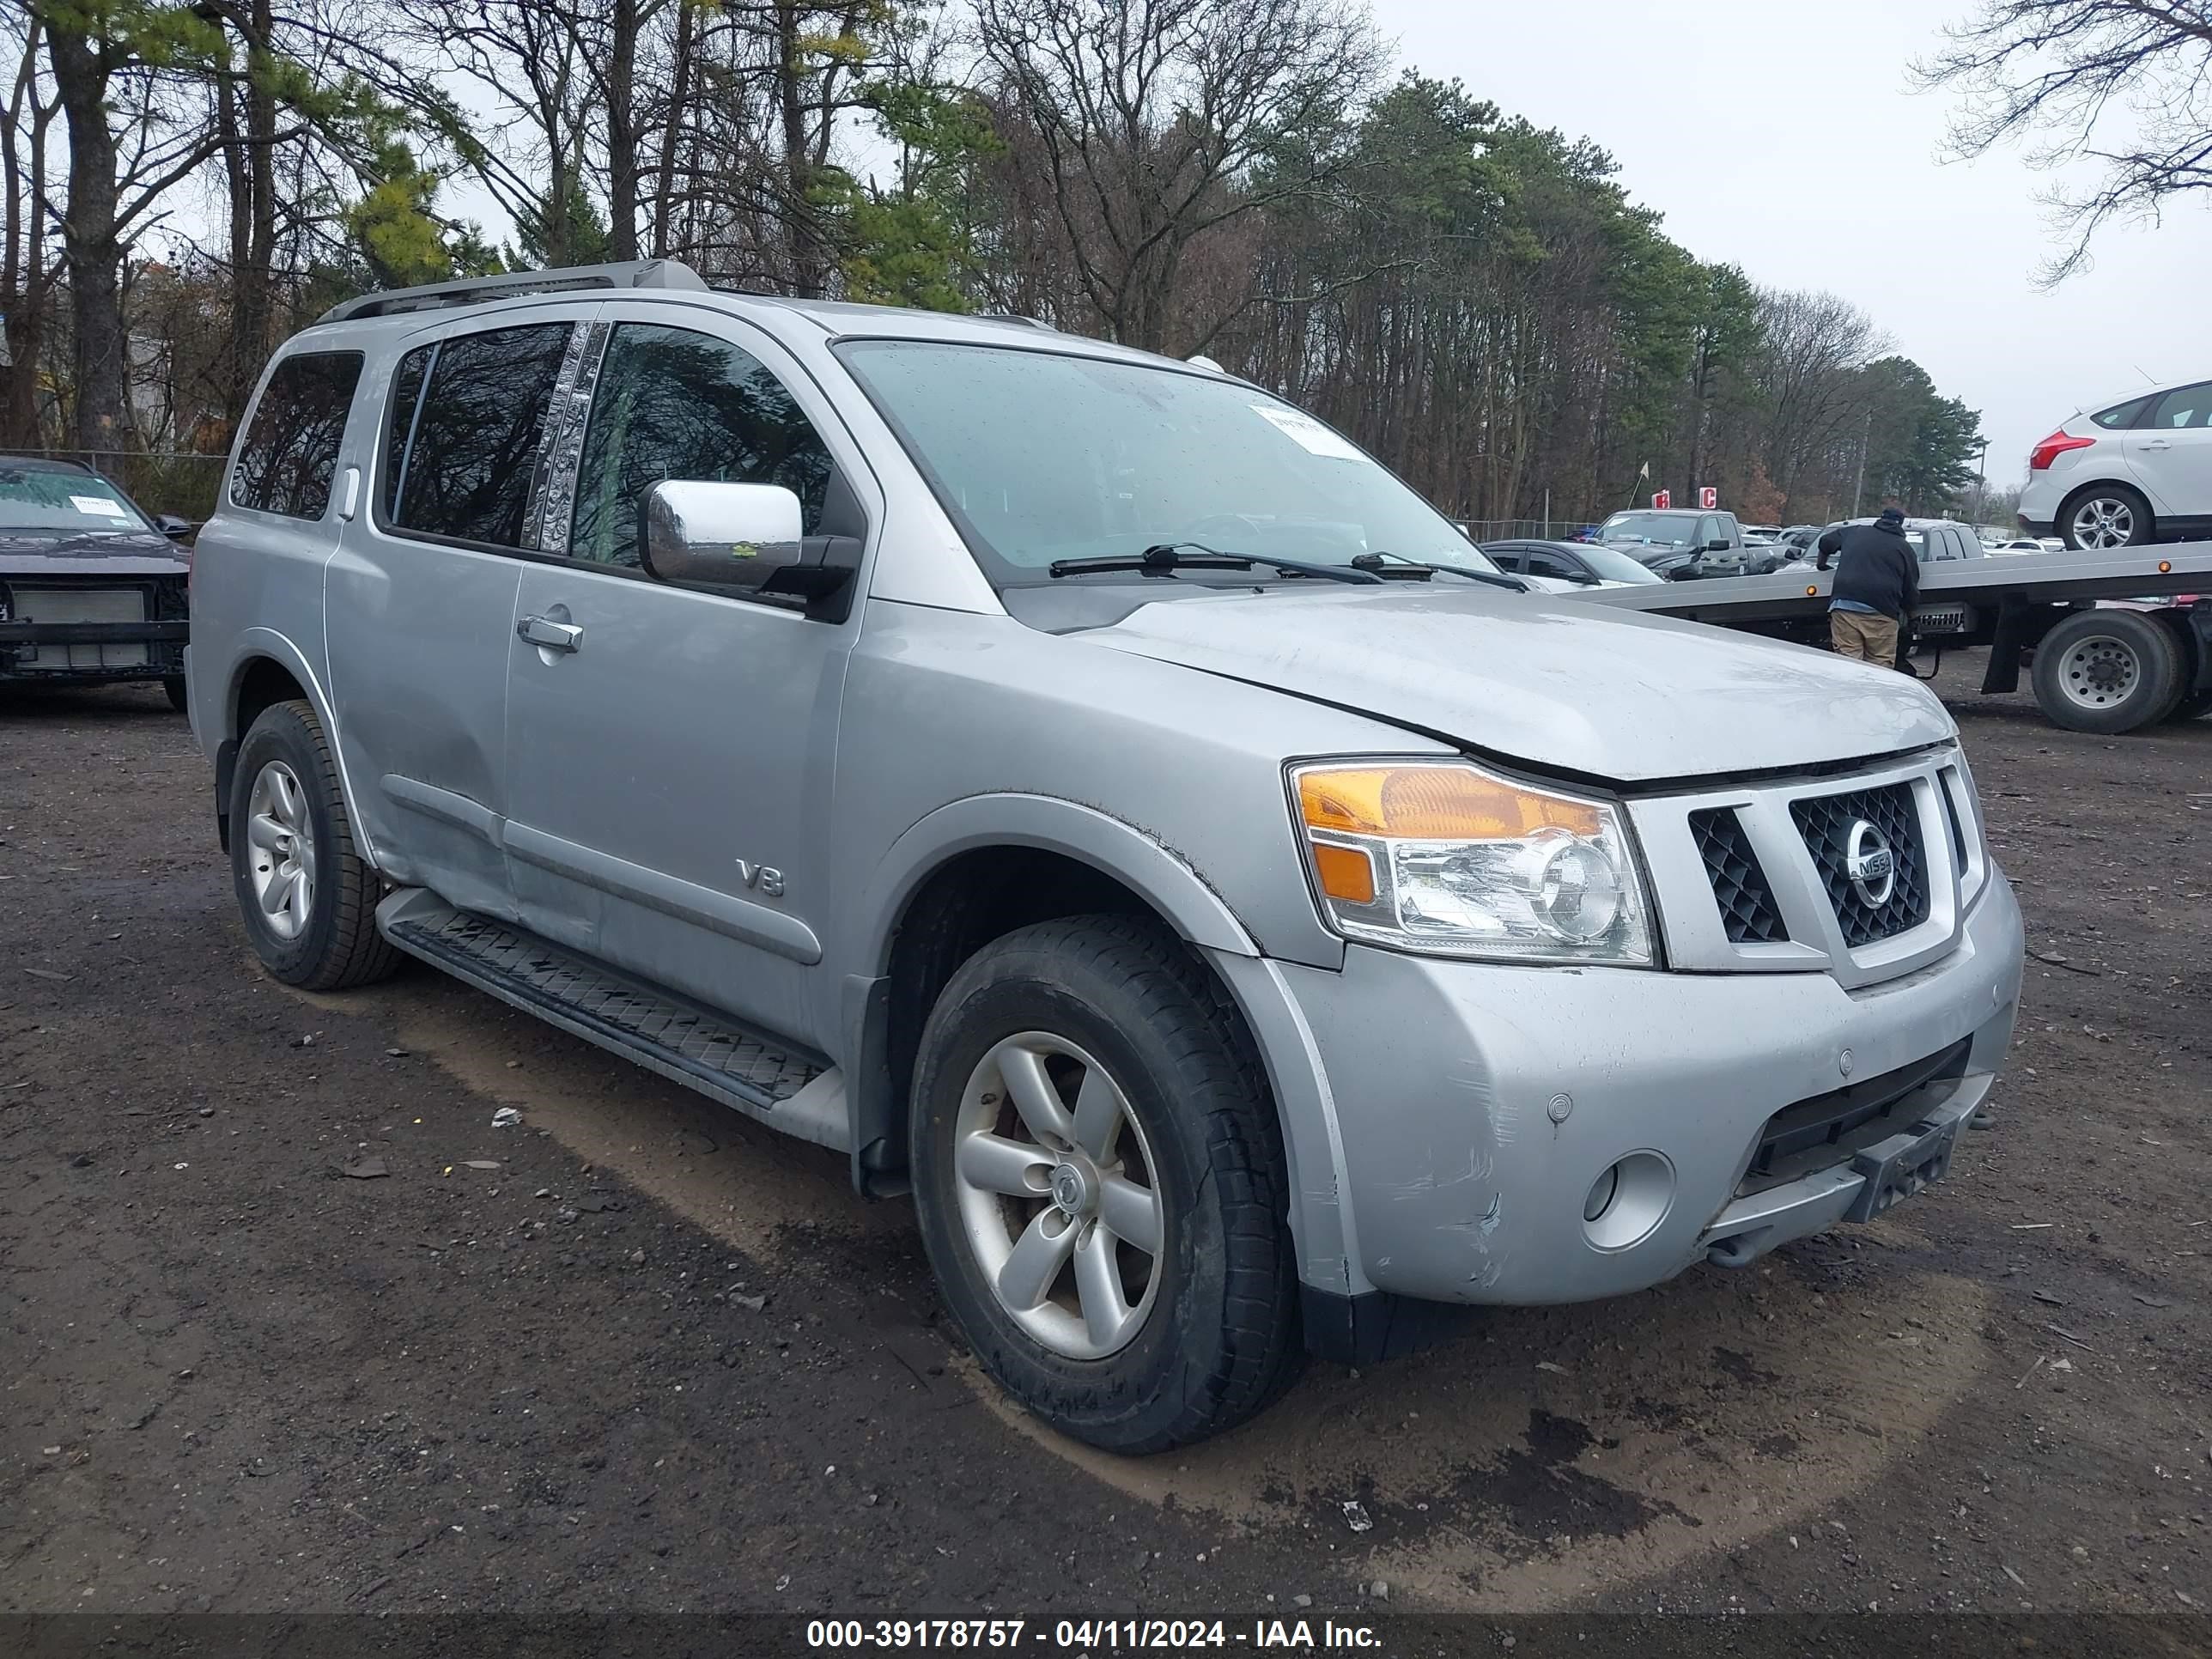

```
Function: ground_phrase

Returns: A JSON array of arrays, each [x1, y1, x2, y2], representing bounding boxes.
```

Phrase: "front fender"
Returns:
[[854, 792, 1264, 972]]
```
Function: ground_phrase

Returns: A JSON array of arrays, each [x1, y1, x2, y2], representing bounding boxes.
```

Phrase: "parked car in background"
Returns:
[[2018, 375, 2212, 550], [1776, 518, 1990, 572], [185, 258, 2026, 1453], [0, 456, 193, 708], [1985, 538, 2046, 556], [1480, 538, 1665, 586], [1593, 507, 1749, 578]]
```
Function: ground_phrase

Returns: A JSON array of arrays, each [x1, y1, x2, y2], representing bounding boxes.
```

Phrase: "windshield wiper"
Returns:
[[1352, 550, 1528, 592], [1048, 542, 1383, 584]]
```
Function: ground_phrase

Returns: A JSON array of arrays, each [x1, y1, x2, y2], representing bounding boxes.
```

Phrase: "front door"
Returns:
[[500, 306, 872, 1049], [325, 307, 599, 918]]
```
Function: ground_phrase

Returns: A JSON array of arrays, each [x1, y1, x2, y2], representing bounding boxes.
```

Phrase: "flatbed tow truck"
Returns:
[[1574, 541, 2212, 734]]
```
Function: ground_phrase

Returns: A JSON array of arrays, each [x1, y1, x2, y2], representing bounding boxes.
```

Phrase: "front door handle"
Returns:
[[517, 615, 584, 653]]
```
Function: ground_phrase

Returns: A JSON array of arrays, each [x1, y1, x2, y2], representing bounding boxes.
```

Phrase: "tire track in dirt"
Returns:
[[342, 967, 1996, 1610]]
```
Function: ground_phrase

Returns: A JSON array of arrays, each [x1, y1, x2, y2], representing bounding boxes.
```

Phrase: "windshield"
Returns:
[[0, 466, 155, 535], [1596, 512, 1698, 550], [1572, 543, 1666, 584], [836, 340, 1499, 585]]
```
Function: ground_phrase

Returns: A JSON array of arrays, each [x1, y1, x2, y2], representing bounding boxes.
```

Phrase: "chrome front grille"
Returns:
[[1630, 751, 1986, 988], [1789, 781, 1929, 947]]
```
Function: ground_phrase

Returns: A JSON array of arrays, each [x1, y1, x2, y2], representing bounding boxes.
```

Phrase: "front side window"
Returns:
[[384, 323, 574, 548], [836, 340, 1496, 586], [568, 324, 835, 568], [2148, 382, 2212, 429], [231, 351, 364, 520]]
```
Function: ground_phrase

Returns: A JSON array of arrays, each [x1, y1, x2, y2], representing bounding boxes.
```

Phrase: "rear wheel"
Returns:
[[228, 699, 401, 989], [2058, 483, 2153, 551], [2031, 609, 2185, 733], [909, 915, 1302, 1453]]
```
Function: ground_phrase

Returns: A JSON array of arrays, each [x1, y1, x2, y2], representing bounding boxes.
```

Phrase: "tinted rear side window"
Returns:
[[2090, 395, 2152, 429], [230, 351, 364, 519], [385, 323, 574, 548]]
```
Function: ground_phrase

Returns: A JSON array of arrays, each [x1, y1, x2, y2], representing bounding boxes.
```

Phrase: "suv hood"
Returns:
[[1085, 585, 1954, 784]]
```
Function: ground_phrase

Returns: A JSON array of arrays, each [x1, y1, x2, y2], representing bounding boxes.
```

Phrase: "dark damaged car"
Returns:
[[0, 457, 192, 707]]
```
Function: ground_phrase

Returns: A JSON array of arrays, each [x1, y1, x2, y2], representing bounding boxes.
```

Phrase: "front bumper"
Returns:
[[1275, 871, 2023, 1311], [0, 618, 188, 680]]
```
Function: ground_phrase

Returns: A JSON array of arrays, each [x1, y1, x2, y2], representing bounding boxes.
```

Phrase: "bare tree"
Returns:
[[1916, 0, 2212, 282], [974, 0, 1378, 355]]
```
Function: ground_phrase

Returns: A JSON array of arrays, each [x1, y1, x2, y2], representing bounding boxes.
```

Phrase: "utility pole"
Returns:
[[1972, 439, 1990, 526], [1850, 408, 1872, 518]]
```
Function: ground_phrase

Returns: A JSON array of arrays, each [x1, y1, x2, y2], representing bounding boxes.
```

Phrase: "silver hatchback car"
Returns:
[[186, 261, 2024, 1452]]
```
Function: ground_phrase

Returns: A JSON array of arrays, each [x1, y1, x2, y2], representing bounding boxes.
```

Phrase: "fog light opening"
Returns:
[[1583, 1164, 1620, 1223], [1581, 1151, 1674, 1251]]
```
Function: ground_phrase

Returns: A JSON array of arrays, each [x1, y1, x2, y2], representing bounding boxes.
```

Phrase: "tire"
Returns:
[[909, 915, 1302, 1454], [2030, 609, 2185, 733], [2058, 483, 2153, 551], [228, 699, 401, 990], [162, 674, 187, 713]]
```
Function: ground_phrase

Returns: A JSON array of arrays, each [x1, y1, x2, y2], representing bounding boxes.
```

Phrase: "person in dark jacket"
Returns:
[[1815, 502, 1918, 666]]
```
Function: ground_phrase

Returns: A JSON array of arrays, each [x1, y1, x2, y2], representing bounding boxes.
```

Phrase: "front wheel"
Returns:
[[228, 699, 402, 989], [2059, 483, 2153, 551], [909, 916, 1302, 1453], [2031, 609, 2185, 733]]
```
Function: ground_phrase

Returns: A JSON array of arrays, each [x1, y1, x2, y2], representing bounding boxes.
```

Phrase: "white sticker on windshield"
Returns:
[[1251, 404, 1364, 461], [70, 494, 127, 517]]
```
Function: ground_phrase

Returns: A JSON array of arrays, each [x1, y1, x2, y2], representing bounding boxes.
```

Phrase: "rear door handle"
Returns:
[[2140, 439, 2172, 451], [517, 615, 584, 653]]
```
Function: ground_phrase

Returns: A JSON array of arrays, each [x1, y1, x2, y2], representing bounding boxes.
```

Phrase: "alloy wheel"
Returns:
[[951, 1031, 1166, 1359], [2069, 496, 2136, 550], [244, 760, 316, 940]]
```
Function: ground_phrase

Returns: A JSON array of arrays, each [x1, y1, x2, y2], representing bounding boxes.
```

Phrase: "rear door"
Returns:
[[498, 304, 875, 1048], [2126, 380, 2212, 520], [325, 305, 599, 918]]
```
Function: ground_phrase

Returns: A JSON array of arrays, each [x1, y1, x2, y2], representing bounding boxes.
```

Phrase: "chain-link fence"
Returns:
[[5, 448, 228, 521], [1451, 517, 1607, 543]]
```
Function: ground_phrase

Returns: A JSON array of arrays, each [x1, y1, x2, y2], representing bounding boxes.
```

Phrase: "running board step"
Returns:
[[374, 890, 848, 1151]]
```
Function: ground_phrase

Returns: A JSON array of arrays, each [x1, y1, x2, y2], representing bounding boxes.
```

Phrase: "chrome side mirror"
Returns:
[[641, 479, 859, 611]]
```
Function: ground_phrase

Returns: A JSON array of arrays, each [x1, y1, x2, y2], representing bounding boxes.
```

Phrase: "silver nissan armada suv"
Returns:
[[186, 261, 2025, 1453]]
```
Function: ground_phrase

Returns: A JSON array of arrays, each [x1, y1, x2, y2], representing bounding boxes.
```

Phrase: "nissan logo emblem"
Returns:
[[1844, 819, 1896, 908]]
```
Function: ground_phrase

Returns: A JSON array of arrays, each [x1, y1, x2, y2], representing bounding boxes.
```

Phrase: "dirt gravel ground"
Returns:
[[2, 655, 2207, 1649]]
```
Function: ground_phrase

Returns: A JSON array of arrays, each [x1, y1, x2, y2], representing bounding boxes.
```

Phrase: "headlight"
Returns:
[[1291, 759, 1655, 966]]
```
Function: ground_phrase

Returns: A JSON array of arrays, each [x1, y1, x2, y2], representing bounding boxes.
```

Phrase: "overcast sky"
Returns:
[[1368, 0, 2212, 488]]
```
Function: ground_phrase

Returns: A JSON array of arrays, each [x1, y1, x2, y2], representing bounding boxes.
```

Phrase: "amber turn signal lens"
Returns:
[[1312, 842, 1376, 903], [1298, 765, 1600, 840]]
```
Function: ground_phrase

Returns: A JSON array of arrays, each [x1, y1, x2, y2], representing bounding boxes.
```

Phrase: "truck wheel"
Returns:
[[909, 915, 1302, 1453], [2059, 483, 2152, 551], [228, 699, 401, 990], [2031, 610, 2185, 733]]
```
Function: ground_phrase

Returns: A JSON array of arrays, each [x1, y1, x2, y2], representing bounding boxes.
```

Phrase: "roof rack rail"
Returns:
[[978, 312, 1057, 331], [317, 259, 708, 325]]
